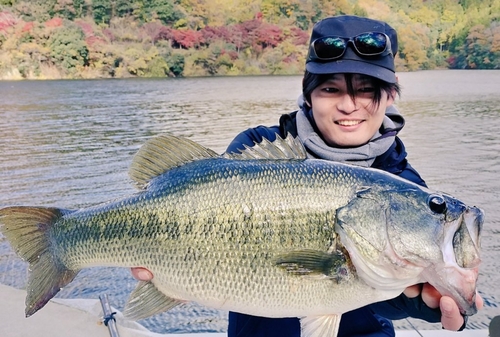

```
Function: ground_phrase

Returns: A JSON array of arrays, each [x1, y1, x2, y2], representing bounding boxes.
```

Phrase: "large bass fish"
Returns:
[[0, 135, 483, 337]]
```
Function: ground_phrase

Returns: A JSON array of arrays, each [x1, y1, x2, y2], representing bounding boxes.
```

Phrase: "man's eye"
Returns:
[[358, 87, 375, 93], [323, 87, 339, 93]]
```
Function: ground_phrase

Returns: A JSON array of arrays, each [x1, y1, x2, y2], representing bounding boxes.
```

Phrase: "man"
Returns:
[[132, 15, 482, 337]]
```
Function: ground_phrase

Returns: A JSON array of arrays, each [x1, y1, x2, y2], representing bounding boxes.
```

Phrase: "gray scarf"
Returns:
[[296, 102, 404, 167]]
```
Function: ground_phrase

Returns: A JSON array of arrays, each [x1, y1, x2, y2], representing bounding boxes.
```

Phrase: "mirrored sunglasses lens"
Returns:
[[354, 33, 387, 55], [314, 37, 346, 59]]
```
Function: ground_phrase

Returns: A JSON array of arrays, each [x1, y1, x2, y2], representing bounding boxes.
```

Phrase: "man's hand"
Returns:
[[404, 283, 484, 331], [131, 267, 154, 281]]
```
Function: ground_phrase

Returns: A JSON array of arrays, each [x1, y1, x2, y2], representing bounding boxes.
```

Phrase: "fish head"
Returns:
[[420, 194, 483, 316], [335, 186, 483, 316]]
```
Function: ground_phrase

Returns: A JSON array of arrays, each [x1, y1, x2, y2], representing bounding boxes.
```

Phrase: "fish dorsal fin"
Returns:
[[129, 134, 218, 188], [223, 133, 307, 160]]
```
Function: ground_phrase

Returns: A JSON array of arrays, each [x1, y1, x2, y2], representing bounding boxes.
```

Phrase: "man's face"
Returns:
[[309, 74, 395, 147]]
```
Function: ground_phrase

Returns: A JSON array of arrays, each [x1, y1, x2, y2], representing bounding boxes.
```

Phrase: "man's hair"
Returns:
[[302, 71, 401, 109]]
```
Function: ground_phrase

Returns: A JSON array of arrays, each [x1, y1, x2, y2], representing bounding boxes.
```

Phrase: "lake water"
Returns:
[[0, 70, 499, 333]]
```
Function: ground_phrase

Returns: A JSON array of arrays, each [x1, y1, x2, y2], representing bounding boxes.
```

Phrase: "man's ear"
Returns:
[[385, 75, 399, 107], [387, 90, 396, 106], [305, 99, 311, 107]]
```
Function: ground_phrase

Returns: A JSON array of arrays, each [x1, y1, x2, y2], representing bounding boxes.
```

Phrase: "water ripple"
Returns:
[[1, 72, 499, 332]]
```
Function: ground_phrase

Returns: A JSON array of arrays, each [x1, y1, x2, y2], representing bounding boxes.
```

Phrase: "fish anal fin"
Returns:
[[124, 281, 185, 320], [300, 314, 342, 337], [0, 206, 78, 317], [129, 135, 218, 188]]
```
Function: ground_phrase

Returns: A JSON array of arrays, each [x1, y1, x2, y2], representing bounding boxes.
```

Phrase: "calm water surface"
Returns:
[[0, 70, 499, 333]]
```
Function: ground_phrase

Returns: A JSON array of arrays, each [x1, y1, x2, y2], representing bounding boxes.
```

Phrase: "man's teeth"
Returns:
[[338, 120, 361, 126]]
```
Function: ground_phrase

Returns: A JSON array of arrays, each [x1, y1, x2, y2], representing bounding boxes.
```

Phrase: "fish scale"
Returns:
[[0, 134, 483, 337]]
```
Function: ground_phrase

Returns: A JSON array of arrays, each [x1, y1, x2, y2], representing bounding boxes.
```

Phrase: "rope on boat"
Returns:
[[99, 294, 120, 337], [405, 318, 424, 337]]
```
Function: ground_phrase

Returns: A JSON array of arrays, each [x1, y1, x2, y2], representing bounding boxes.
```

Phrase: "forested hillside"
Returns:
[[0, 0, 498, 79]]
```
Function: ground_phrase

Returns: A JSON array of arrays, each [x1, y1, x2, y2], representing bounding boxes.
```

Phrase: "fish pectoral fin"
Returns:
[[124, 281, 185, 320], [300, 314, 342, 337], [275, 249, 346, 277]]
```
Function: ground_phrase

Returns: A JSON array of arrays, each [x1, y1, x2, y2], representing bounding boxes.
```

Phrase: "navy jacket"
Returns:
[[225, 113, 441, 337]]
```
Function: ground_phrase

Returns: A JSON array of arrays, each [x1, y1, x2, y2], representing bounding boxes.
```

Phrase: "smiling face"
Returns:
[[308, 74, 396, 147]]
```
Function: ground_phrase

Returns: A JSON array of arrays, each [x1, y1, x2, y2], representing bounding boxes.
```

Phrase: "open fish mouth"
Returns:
[[426, 205, 483, 316], [452, 207, 483, 269]]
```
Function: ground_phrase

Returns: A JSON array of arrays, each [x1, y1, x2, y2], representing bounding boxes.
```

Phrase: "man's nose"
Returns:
[[337, 95, 359, 113]]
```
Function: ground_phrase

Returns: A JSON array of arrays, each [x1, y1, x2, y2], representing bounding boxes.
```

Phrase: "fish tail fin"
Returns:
[[0, 206, 79, 317]]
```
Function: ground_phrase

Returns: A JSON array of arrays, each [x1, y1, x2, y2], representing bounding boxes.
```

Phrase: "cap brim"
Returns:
[[306, 59, 397, 83]]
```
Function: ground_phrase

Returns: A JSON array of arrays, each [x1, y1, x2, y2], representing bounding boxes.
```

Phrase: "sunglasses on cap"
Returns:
[[309, 32, 393, 61]]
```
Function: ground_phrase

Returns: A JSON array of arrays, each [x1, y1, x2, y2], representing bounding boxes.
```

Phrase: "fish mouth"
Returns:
[[424, 205, 483, 316]]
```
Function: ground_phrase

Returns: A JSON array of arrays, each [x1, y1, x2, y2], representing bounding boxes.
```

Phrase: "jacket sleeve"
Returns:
[[372, 137, 428, 188], [368, 294, 442, 322]]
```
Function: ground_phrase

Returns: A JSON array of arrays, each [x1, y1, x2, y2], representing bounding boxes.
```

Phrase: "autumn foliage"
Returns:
[[0, 0, 499, 79]]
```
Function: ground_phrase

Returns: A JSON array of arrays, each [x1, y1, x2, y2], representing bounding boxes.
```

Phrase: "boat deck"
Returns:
[[0, 284, 488, 337]]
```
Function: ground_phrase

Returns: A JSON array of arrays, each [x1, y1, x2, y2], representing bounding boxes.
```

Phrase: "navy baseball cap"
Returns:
[[305, 15, 398, 83]]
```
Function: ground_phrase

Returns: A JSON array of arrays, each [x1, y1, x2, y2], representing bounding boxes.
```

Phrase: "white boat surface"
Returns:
[[0, 284, 489, 337]]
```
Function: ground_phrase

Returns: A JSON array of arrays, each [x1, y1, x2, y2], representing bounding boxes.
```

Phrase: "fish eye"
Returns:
[[428, 195, 447, 214]]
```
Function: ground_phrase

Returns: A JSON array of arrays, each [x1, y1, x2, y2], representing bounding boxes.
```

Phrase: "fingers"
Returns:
[[440, 296, 465, 331], [476, 292, 484, 310], [131, 267, 154, 281], [417, 284, 465, 331], [404, 284, 473, 332], [403, 283, 440, 308], [439, 291, 484, 331], [403, 284, 422, 298], [421, 283, 441, 309], [438, 290, 485, 331]]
